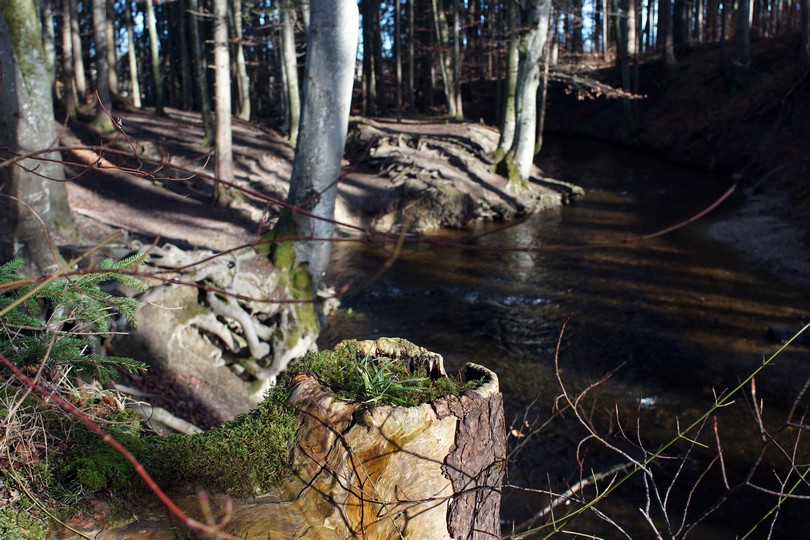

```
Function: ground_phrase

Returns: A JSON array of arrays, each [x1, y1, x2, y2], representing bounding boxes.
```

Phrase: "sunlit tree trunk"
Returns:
[[124, 1, 142, 108], [0, 0, 75, 274], [105, 0, 118, 95], [496, 0, 518, 157], [91, 0, 113, 129], [145, 0, 164, 114], [188, 0, 213, 145], [627, 0, 638, 55], [281, 1, 300, 145], [498, 0, 551, 189], [431, 0, 462, 118], [68, 0, 86, 101], [268, 0, 358, 375], [232, 0, 251, 121], [60, 0, 80, 111], [213, 0, 235, 206], [602, 0, 609, 58]]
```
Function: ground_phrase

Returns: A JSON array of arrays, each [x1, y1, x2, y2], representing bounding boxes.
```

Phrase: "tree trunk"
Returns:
[[673, 0, 689, 52], [395, 0, 402, 121], [105, 0, 118, 95], [41, 0, 56, 87], [91, 0, 113, 129], [213, 0, 235, 205], [232, 0, 251, 121], [145, 0, 164, 115], [0, 0, 75, 274], [124, 1, 142, 108], [60, 0, 80, 111], [280, 1, 300, 145], [431, 0, 462, 119], [176, 0, 192, 110], [496, 0, 518, 157], [408, 0, 415, 111], [267, 0, 358, 375], [187, 0, 214, 145], [68, 0, 86, 101], [658, 0, 675, 63], [499, 0, 551, 189], [735, 0, 752, 77]]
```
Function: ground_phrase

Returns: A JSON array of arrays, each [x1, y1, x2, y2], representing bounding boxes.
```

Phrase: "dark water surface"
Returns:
[[319, 136, 810, 538]]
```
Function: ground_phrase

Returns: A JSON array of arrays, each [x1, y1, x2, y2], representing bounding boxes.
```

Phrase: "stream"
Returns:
[[318, 136, 810, 538]]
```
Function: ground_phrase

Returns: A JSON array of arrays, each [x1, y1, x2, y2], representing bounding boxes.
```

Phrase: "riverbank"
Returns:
[[540, 35, 810, 286]]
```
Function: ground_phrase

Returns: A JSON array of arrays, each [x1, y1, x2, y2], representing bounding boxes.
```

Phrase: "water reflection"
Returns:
[[320, 136, 810, 537]]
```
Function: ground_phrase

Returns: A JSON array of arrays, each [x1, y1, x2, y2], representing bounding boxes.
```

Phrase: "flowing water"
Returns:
[[319, 136, 810, 538]]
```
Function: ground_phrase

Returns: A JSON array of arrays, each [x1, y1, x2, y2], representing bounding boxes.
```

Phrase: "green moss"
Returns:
[[0, 507, 47, 540], [288, 340, 483, 408], [60, 384, 300, 499]]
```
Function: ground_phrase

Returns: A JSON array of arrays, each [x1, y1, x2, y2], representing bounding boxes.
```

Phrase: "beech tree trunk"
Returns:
[[124, 1, 141, 108], [68, 0, 86, 101], [496, 0, 519, 157], [91, 0, 113, 129], [213, 0, 236, 205], [267, 0, 358, 377], [499, 0, 551, 189], [187, 0, 214, 144], [280, 1, 300, 145], [145, 0, 164, 115], [0, 0, 75, 274], [60, 0, 80, 111], [105, 0, 118, 95], [232, 0, 251, 121]]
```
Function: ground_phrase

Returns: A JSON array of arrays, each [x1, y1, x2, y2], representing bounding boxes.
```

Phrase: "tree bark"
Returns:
[[658, 0, 675, 63], [431, 0, 462, 119], [280, 1, 300, 145], [499, 0, 551, 189], [105, 0, 118, 95], [187, 0, 214, 145], [91, 0, 113, 129], [0, 0, 75, 274], [60, 0, 80, 111], [232, 0, 251, 121], [124, 1, 142, 108], [268, 0, 358, 375], [145, 0, 164, 115], [496, 0, 519, 157], [68, 0, 86, 101], [735, 0, 752, 77], [213, 0, 236, 205]]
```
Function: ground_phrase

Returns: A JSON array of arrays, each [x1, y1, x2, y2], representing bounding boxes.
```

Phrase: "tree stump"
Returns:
[[90, 338, 506, 539]]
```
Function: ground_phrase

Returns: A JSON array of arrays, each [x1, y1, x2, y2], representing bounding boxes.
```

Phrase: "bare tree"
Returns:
[[145, 0, 164, 115], [269, 0, 359, 374], [213, 0, 236, 205], [0, 0, 75, 273], [280, 0, 300, 145], [91, 0, 113, 129]]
